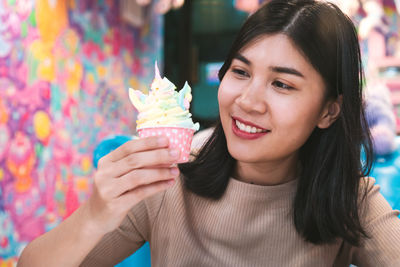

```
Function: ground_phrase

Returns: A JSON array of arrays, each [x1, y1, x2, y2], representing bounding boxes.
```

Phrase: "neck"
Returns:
[[233, 154, 299, 186]]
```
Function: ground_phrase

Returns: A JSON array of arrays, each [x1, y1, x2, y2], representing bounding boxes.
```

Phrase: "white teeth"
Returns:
[[235, 119, 266, 134]]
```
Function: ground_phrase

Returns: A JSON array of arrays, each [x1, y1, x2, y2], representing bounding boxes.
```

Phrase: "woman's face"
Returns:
[[218, 34, 335, 165]]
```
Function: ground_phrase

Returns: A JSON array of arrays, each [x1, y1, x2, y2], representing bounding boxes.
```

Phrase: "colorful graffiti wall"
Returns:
[[0, 0, 162, 264], [357, 0, 400, 64]]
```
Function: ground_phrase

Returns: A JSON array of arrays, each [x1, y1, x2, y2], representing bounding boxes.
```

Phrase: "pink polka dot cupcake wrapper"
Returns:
[[138, 127, 195, 163]]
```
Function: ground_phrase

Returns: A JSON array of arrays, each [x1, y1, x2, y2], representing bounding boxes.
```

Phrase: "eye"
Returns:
[[272, 80, 294, 90], [231, 68, 250, 78]]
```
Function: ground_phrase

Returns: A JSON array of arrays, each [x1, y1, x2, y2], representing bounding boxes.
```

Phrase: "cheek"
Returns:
[[272, 92, 323, 123], [217, 85, 225, 109], [272, 97, 323, 144], [217, 79, 238, 113]]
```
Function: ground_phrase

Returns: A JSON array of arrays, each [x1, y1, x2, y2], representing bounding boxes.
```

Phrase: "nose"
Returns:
[[235, 80, 267, 114]]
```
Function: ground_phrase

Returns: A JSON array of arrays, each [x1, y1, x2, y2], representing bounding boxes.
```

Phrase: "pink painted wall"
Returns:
[[0, 0, 162, 264]]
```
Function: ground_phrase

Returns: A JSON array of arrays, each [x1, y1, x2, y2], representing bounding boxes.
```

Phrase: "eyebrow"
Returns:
[[234, 54, 251, 65], [270, 66, 304, 78], [233, 54, 305, 78]]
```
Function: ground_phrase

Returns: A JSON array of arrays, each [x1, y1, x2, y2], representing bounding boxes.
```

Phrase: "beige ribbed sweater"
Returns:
[[81, 177, 400, 266]]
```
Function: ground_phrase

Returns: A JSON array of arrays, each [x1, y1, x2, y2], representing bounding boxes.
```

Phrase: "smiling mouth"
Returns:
[[231, 117, 270, 140], [234, 119, 268, 133]]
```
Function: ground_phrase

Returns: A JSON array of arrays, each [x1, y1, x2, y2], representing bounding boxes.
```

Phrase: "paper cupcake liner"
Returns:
[[138, 127, 195, 163]]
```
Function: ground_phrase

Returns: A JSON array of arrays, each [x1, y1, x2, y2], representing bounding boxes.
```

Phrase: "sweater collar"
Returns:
[[225, 176, 298, 203]]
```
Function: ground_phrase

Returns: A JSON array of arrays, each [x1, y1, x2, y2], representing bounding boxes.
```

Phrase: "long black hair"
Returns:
[[179, 0, 373, 246]]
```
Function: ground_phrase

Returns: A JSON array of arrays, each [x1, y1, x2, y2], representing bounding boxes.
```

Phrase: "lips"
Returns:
[[231, 116, 270, 140]]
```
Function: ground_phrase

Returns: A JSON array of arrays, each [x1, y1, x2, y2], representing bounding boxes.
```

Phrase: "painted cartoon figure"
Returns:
[[6, 132, 35, 193], [3, 180, 44, 241]]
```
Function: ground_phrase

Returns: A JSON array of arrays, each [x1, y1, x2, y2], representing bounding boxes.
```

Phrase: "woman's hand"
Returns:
[[83, 135, 180, 235]]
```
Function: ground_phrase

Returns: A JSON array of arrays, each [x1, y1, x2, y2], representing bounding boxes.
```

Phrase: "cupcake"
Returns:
[[129, 63, 200, 163]]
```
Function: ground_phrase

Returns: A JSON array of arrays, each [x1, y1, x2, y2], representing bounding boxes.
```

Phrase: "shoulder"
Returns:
[[127, 175, 188, 228], [358, 177, 399, 228], [359, 176, 381, 201], [125, 176, 194, 240], [359, 177, 387, 209], [127, 187, 167, 228], [123, 187, 168, 241], [352, 178, 400, 264]]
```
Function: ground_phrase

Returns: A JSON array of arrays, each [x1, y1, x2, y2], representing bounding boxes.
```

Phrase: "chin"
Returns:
[[227, 144, 266, 163]]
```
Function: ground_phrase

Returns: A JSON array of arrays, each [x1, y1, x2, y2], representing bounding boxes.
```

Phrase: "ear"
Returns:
[[317, 95, 342, 129]]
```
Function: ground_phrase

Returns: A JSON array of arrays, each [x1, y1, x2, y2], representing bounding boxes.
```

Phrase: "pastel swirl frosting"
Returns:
[[129, 64, 200, 131]]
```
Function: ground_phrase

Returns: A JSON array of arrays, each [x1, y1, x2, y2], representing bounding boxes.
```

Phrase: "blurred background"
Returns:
[[0, 0, 400, 265]]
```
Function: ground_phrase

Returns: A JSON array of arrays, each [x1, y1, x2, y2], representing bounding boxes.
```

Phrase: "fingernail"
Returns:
[[167, 179, 175, 186], [158, 136, 168, 146], [169, 149, 180, 158], [170, 167, 179, 176]]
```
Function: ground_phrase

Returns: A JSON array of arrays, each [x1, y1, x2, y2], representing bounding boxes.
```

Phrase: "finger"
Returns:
[[117, 179, 176, 208], [101, 136, 169, 164], [112, 147, 180, 177], [114, 167, 179, 196], [154, 163, 178, 168]]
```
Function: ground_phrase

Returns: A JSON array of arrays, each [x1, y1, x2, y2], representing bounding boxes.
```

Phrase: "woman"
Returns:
[[18, 0, 400, 266]]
